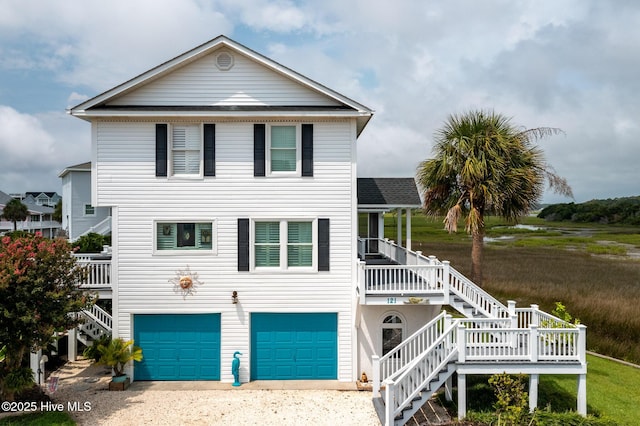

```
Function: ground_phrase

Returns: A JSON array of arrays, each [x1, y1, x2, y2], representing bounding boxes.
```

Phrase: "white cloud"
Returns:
[[0, 0, 639, 203], [0, 106, 90, 192]]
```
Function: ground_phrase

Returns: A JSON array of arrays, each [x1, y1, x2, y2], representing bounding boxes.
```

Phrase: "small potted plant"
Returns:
[[97, 338, 143, 391]]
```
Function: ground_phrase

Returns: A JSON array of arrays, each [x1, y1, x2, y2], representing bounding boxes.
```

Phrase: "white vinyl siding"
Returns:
[[107, 50, 342, 107], [171, 125, 201, 176], [95, 119, 356, 382], [155, 221, 215, 253]]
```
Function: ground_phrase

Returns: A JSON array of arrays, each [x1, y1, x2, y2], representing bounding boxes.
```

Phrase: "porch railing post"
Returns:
[[358, 261, 367, 305], [442, 261, 451, 304], [372, 355, 381, 396], [384, 380, 394, 426], [428, 255, 437, 290], [531, 304, 540, 326], [530, 325, 539, 362], [457, 323, 466, 363], [578, 325, 587, 364]]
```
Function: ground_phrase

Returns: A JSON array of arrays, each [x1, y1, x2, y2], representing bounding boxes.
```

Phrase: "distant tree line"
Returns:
[[538, 196, 640, 224]]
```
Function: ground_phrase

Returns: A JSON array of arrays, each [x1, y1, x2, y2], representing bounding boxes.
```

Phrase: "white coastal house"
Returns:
[[0, 190, 61, 238], [67, 35, 586, 424], [59, 162, 112, 241]]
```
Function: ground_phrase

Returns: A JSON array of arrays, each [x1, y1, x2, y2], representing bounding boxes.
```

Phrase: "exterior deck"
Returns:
[[358, 237, 587, 425]]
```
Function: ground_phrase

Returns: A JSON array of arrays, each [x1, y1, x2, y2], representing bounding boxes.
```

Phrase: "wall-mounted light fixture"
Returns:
[[232, 291, 238, 304]]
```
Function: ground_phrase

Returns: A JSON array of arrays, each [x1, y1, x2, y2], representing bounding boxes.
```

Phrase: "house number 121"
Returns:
[[387, 297, 396, 304]]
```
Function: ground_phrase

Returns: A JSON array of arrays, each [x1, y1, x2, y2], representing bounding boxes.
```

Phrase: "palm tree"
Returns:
[[2, 199, 29, 231], [416, 110, 572, 286]]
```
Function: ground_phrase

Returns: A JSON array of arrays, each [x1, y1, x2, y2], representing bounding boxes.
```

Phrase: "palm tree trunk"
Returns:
[[471, 228, 484, 287]]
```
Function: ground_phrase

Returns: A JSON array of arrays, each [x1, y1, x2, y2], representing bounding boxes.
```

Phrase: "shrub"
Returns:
[[488, 373, 529, 425], [74, 233, 108, 253]]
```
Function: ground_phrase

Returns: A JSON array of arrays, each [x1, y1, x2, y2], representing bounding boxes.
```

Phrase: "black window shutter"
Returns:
[[156, 124, 168, 177], [254, 124, 266, 177], [302, 124, 313, 177], [318, 218, 330, 271], [238, 219, 250, 271], [204, 124, 215, 176]]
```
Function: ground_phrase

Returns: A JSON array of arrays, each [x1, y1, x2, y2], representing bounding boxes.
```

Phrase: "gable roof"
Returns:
[[58, 161, 91, 178], [357, 178, 422, 209], [0, 190, 54, 214], [69, 35, 373, 135]]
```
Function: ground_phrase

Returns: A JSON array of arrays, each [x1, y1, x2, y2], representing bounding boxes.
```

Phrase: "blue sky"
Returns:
[[1, 0, 639, 204]]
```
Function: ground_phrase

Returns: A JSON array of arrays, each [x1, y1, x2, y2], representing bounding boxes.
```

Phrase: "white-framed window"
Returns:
[[267, 124, 300, 175], [170, 124, 202, 177], [84, 204, 95, 216], [381, 313, 405, 357], [154, 221, 216, 254], [252, 219, 315, 270], [30, 214, 41, 222]]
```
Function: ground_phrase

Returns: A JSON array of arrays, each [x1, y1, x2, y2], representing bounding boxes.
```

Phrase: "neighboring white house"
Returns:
[[0, 190, 61, 237], [59, 162, 111, 241], [68, 36, 586, 424]]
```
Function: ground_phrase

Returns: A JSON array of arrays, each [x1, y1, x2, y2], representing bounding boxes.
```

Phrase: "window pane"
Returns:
[[288, 245, 312, 266], [270, 126, 296, 172], [271, 126, 296, 148], [198, 223, 213, 249], [172, 125, 201, 175], [255, 245, 280, 267], [255, 222, 280, 243], [288, 222, 312, 267], [157, 222, 213, 251], [271, 149, 296, 171], [255, 222, 280, 267], [382, 328, 403, 356], [288, 222, 312, 243]]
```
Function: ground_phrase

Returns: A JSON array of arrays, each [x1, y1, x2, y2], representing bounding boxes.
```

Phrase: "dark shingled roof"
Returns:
[[357, 178, 422, 207]]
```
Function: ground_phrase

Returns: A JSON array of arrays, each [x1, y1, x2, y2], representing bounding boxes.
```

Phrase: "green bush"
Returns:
[[3, 367, 35, 397], [82, 334, 111, 362], [74, 233, 108, 253]]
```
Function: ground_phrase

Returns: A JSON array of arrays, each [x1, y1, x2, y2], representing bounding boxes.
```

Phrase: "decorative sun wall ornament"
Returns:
[[169, 265, 203, 298]]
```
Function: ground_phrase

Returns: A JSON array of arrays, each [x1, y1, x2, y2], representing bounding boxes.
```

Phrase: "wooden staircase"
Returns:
[[75, 304, 112, 346]]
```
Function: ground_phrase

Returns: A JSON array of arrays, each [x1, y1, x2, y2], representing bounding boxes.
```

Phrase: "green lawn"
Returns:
[[0, 411, 74, 425], [540, 354, 640, 425]]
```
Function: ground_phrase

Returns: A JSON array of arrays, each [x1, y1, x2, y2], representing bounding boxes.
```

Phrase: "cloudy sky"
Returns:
[[0, 0, 638, 203]]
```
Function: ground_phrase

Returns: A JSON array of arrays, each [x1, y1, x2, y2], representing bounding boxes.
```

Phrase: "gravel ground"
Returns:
[[48, 359, 381, 425]]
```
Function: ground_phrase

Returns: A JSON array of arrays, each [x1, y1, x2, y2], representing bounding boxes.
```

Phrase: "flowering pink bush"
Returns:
[[0, 233, 95, 400]]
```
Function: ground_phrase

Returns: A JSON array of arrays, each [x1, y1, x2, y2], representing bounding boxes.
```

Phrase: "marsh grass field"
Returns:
[[384, 213, 640, 364]]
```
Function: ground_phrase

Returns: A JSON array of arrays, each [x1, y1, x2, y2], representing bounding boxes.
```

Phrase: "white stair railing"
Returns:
[[373, 311, 450, 395], [383, 323, 458, 426], [445, 267, 509, 318]]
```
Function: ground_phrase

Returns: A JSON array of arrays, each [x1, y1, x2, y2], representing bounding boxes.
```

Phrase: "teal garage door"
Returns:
[[251, 313, 337, 380], [133, 313, 220, 380]]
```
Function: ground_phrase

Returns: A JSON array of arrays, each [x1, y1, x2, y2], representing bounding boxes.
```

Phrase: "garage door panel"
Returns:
[[134, 314, 220, 381], [251, 313, 337, 380]]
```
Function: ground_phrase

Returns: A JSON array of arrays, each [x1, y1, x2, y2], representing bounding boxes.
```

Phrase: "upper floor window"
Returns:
[[253, 123, 313, 178], [155, 221, 216, 254], [171, 125, 201, 176], [156, 124, 215, 178], [268, 125, 299, 174], [30, 214, 41, 222], [84, 204, 95, 216]]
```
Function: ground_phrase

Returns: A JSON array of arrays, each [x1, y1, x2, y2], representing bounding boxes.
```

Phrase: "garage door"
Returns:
[[251, 313, 337, 380], [133, 313, 220, 380]]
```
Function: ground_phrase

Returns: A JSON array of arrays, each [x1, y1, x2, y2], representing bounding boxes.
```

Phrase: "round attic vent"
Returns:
[[215, 52, 234, 71]]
